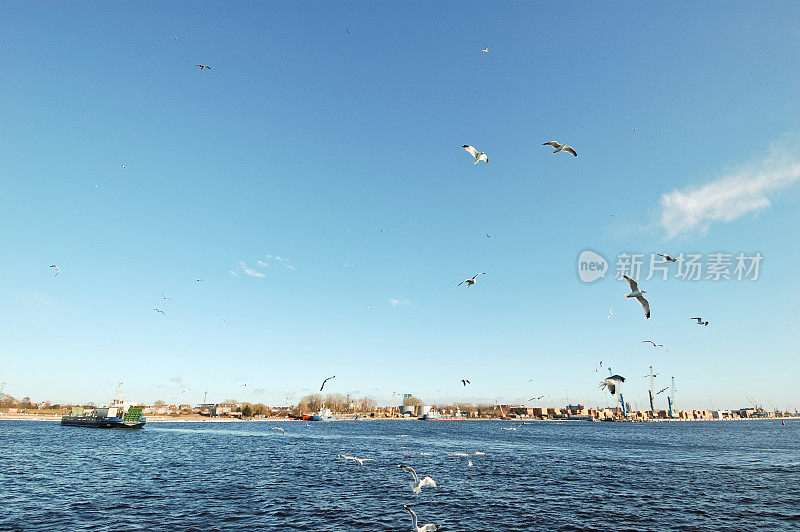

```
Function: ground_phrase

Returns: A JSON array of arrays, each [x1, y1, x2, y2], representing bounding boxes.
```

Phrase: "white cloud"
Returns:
[[228, 270, 239, 277], [261, 253, 295, 271], [389, 298, 411, 308], [660, 140, 800, 238], [238, 261, 266, 279]]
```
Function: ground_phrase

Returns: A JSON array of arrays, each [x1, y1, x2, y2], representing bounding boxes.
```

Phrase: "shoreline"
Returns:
[[2, 413, 798, 423]]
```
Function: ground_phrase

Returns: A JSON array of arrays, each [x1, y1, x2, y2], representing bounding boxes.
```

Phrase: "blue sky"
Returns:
[[1, 2, 799, 410]]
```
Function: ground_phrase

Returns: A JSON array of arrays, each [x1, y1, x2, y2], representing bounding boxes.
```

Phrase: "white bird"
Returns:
[[623, 275, 650, 319], [153, 308, 165, 315], [49, 264, 61, 277], [542, 141, 577, 157], [457, 273, 485, 287], [338, 454, 375, 466], [462, 145, 489, 164], [691, 317, 709, 326], [467, 459, 473, 467], [599, 375, 626, 395], [320, 375, 335, 391], [272, 426, 286, 434], [161, 293, 172, 301], [657, 253, 678, 263], [399, 465, 437, 493], [481, 48, 488, 54], [608, 307, 613, 319], [404, 505, 437, 532], [642, 340, 669, 354]]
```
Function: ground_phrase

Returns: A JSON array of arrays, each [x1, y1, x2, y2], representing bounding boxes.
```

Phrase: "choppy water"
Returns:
[[1, 419, 798, 531]]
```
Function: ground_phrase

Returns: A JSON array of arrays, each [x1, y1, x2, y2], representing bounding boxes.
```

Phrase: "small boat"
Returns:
[[61, 399, 145, 429], [420, 408, 466, 421]]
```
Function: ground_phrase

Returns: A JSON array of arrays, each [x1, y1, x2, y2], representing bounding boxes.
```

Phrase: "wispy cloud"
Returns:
[[262, 254, 295, 271], [237, 261, 266, 278], [389, 297, 411, 308], [660, 139, 800, 238]]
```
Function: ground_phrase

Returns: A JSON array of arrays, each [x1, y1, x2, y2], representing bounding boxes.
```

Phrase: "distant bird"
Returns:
[[600, 360, 603, 367], [196, 64, 211, 70], [657, 253, 678, 263], [173, 35, 178, 40], [642, 340, 669, 354], [467, 459, 473, 467], [542, 140, 577, 157], [481, 48, 489, 54], [461, 379, 470, 386], [529, 395, 544, 401], [486, 234, 491, 239], [608, 307, 613, 319], [643, 372, 660, 378], [338, 455, 375, 466], [121, 164, 127, 168], [399, 465, 437, 493], [221, 319, 229, 324], [346, 28, 350, 35], [610, 214, 616, 217], [272, 426, 286, 434], [462, 145, 489, 164], [457, 272, 485, 287], [161, 293, 172, 301], [656, 387, 669, 395], [195, 279, 204, 283], [404, 505, 437, 532], [379, 228, 387, 234], [153, 308, 165, 315], [632, 126, 636, 133], [49, 264, 61, 277], [623, 275, 650, 319], [365, 306, 372, 310], [599, 375, 625, 395], [691, 317, 709, 326], [320, 375, 335, 391]]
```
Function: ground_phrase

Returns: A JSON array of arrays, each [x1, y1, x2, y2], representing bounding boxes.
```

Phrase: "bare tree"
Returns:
[[298, 394, 324, 413]]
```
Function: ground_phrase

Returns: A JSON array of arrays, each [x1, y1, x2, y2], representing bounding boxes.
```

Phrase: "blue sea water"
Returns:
[[1, 419, 798, 531]]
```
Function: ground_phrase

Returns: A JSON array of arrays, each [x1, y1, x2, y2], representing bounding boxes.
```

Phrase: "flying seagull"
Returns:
[[657, 253, 678, 263], [49, 264, 61, 277], [462, 145, 489, 164], [346, 28, 350, 35], [691, 317, 709, 326], [461, 379, 470, 386], [542, 141, 577, 157], [486, 233, 491, 239], [320, 375, 335, 391], [529, 395, 544, 401], [121, 164, 127, 168], [404, 505, 437, 532], [481, 48, 488, 54], [161, 293, 172, 301], [599, 375, 626, 395], [608, 307, 613, 319], [642, 340, 669, 354], [457, 272, 485, 287], [338, 455, 375, 466], [398, 465, 437, 494], [153, 308, 165, 315], [656, 387, 669, 395], [272, 426, 286, 434], [195, 279, 204, 283], [196, 64, 211, 70], [623, 275, 650, 319]]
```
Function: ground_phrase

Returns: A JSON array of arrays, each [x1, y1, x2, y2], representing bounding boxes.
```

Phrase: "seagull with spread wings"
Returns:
[[196, 64, 211, 70], [642, 340, 669, 354], [462, 145, 489, 164], [460, 379, 470, 386], [623, 275, 650, 319], [542, 140, 577, 157], [691, 317, 709, 326], [457, 273, 485, 287], [657, 253, 679, 263], [50, 264, 61, 277], [338, 455, 376, 466], [404, 505, 437, 532], [600, 375, 626, 395], [399, 465, 437, 494], [153, 308, 165, 315]]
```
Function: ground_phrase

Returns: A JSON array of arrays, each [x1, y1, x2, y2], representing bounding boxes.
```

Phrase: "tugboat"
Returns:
[[308, 407, 335, 421], [61, 398, 145, 429]]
